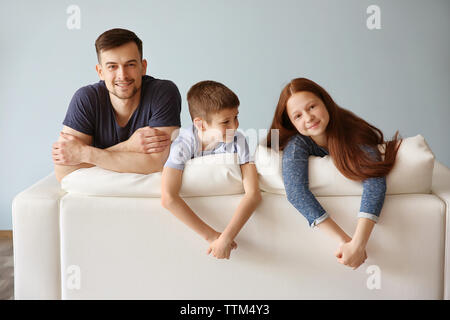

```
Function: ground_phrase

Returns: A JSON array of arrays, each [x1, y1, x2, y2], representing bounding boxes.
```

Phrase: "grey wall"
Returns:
[[1, 0, 449, 229]]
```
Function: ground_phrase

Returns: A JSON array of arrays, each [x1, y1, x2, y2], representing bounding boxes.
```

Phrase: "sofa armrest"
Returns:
[[431, 160, 450, 300], [12, 173, 66, 299]]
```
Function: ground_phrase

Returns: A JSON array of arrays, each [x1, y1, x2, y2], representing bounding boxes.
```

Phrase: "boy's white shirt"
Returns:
[[164, 124, 252, 171]]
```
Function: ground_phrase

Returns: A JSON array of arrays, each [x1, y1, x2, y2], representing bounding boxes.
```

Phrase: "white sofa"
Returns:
[[12, 135, 450, 299]]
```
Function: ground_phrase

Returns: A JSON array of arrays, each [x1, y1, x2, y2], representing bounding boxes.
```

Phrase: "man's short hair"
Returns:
[[95, 28, 143, 63], [187, 81, 240, 122]]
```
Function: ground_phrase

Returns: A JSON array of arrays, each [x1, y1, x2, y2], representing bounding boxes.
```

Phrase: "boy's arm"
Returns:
[[220, 163, 262, 243], [161, 166, 218, 242]]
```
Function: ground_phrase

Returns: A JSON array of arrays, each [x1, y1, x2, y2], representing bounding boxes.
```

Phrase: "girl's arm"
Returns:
[[358, 146, 387, 223], [317, 218, 352, 244], [283, 136, 351, 243], [337, 147, 386, 269], [352, 218, 376, 248]]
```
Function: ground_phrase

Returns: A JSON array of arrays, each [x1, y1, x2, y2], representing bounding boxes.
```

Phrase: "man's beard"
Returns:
[[110, 85, 140, 100]]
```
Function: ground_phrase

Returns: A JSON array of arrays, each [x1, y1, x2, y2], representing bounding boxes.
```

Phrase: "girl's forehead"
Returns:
[[287, 92, 320, 111]]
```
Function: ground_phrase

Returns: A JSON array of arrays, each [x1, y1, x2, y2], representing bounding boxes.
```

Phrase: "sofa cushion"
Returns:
[[61, 134, 435, 197], [255, 134, 435, 195], [61, 153, 244, 197]]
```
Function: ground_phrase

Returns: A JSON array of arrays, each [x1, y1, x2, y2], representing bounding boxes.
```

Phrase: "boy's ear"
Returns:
[[193, 117, 205, 131]]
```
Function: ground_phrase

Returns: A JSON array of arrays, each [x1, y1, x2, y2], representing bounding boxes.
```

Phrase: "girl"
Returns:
[[267, 78, 401, 270]]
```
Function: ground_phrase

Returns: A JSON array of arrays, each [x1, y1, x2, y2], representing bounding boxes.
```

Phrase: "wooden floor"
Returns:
[[0, 238, 14, 300]]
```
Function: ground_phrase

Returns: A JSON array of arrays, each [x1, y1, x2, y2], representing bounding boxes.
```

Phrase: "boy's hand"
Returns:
[[335, 240, 367, 270], [206, 232, 237, 259]]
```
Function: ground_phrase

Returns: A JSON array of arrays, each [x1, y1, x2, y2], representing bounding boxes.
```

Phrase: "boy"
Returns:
[[161, 81, 262, 260]]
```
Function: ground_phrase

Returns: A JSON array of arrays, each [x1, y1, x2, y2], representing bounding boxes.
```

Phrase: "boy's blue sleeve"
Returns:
[[164, 130, 194, 171], [282, 136, 329, 227], [235, 131, 251, 164]]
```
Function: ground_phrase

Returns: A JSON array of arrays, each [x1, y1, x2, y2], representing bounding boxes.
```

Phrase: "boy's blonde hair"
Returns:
[[187, 80, 240, 122]]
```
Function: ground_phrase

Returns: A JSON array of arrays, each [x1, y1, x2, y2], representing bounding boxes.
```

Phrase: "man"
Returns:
[[52, 28, 181, 182]]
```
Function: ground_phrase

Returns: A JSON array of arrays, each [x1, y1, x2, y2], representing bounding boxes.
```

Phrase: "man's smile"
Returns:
[[115, 80, 134, 88]]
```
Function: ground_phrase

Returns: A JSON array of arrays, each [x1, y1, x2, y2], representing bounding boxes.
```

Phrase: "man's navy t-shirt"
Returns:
[[63, 75, 181, 149]]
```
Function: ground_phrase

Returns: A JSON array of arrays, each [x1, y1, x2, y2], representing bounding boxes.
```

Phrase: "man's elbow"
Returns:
[[141, 162, 165, 175], [55, 172, 64, 183], [54, 164, 92, 182], [54, 166, 68, 183], [140, 162, 164, 175], [140, 151, 169, 175]]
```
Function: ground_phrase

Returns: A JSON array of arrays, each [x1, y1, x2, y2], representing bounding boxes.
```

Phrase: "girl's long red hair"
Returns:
[[267, 78, 402, 181]]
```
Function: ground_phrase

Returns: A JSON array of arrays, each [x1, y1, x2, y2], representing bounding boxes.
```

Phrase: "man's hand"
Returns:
[[52, 132, 88, 166], [206, 231, 237, 260], [335, 240, 368, 270], [125, 126, 171, 153]]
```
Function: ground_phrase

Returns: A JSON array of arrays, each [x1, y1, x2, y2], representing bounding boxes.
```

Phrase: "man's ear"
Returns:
[[96, 64, 104, 80], [193, 117, 205, 131], [141, 59, 148, 76]]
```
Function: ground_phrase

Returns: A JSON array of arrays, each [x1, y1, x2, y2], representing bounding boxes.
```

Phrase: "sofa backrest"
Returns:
[[61, 134, 435, 197]]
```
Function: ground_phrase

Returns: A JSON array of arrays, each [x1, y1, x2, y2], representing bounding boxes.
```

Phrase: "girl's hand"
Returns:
[[335, 240, 367, 270], [206, 232, 237, 251], [206, 234, 237, 259]]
